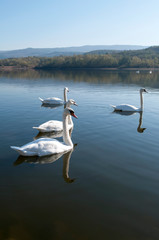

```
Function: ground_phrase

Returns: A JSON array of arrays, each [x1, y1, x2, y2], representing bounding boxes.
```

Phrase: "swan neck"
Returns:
[[66, 101, 73, 125], [64, 89, 67, 102], [64, 100, 70, 109], [140, 91, 143, 110], [68, 115, 73, 125], [63, 114, 73, 147]]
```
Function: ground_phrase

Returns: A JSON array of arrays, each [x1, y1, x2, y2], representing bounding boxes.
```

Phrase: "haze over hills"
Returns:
[[0, 45, 148, 59]]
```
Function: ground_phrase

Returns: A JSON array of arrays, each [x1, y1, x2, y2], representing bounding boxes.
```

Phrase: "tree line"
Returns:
[[0, 46, 159, 69]]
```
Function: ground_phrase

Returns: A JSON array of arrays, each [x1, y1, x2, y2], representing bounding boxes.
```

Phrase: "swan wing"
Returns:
[[39, 97, 44, 103], [33, 120, 63, 132], [33, 120, 73, 132], [11, 146, 30, 156], [113, 104, 139, 112], [36, 138, 71, 156]]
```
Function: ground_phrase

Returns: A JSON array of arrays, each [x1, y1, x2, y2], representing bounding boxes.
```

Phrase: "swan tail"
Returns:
[[39, 97, 44, 103], [33, 126, 45, 132], [33, 126, 42, 131], [33, 126, 39, 130], [110, 105, 116, 109], [10, 146, 26, 155]]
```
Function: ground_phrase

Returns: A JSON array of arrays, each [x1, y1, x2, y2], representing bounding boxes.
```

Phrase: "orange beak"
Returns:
[[71, 112, 78, 119]]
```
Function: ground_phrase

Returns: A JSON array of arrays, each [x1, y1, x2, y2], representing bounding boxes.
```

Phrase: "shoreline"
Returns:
[[0, 66, 158, 72]]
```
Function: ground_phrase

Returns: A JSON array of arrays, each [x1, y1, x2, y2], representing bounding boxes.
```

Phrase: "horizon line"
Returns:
[[0, 44, 152, 52]]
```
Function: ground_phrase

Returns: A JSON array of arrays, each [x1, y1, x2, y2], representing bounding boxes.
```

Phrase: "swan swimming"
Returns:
[[11, 108, 78, 156], [33, 99, 77, 133], [111, 88, 148, 112], [39, 87, 69, 105]]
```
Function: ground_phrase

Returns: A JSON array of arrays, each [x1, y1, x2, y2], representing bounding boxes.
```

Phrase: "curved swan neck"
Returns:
[[65, 102, 73, 125], [68, 115, 73, 125], [140, 90, 143, 110], [64, 88, 68, 102], [63, 113, 73, 147]]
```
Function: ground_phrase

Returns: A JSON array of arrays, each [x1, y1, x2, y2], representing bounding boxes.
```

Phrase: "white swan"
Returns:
[[111, 88, 148, 112], [39, 87, 69, 105], [11, 108, 78, 156], [33, 99, 77, 133]]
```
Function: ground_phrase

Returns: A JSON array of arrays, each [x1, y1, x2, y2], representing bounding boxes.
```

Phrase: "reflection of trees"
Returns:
[[0, 69, 159, 87]]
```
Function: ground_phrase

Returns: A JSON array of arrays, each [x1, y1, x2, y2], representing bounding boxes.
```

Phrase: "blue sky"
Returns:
[[1, 0, 159, 50]]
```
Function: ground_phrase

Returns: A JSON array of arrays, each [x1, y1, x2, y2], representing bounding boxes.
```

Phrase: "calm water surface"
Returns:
[[1, 69, 159, 240]]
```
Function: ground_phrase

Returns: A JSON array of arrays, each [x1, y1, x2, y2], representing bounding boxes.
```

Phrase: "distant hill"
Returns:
[[0, 45, 147, 59], [84, 50, 121, 55], [86, 46, 159, 58]]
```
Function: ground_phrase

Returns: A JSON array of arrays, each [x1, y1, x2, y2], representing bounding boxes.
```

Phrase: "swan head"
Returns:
[[64, 87, 69, 92], [66, 99, 78, 107], [140, 88, 148, 93], [64, 107, 78, 119]]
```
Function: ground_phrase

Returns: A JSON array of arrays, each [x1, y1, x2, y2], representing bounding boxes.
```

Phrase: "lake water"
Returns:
[[1, 69, 159, 240]]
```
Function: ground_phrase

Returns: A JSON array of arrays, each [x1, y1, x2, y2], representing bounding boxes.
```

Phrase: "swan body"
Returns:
[[33, 99, 77, 133], [112, 88, 148, 112], [39, 87, 69, 105], [11, 108, 78, 156], [11, 138, 71, 156], [39, 97, 63, 105], [33, 120, 72, 133], [111, 104, 139, 112]]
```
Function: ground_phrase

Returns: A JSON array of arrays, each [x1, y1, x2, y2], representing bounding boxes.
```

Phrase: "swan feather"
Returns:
[[33, 120, 73, 132], [113, 104, 140, 112]]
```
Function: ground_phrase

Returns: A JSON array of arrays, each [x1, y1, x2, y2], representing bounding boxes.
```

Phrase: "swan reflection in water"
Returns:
[[14, 145, 76, 184], [34, 128, 73, 140], [41, 103, 63, 109], [112, 111, 146, 133], [137, 111, 146, 133], [34, 130, 63, 140]]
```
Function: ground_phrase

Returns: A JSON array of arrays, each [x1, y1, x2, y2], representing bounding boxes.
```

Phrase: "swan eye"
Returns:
[[69, 109, 78, 119], [69, 109, 74, 115]]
